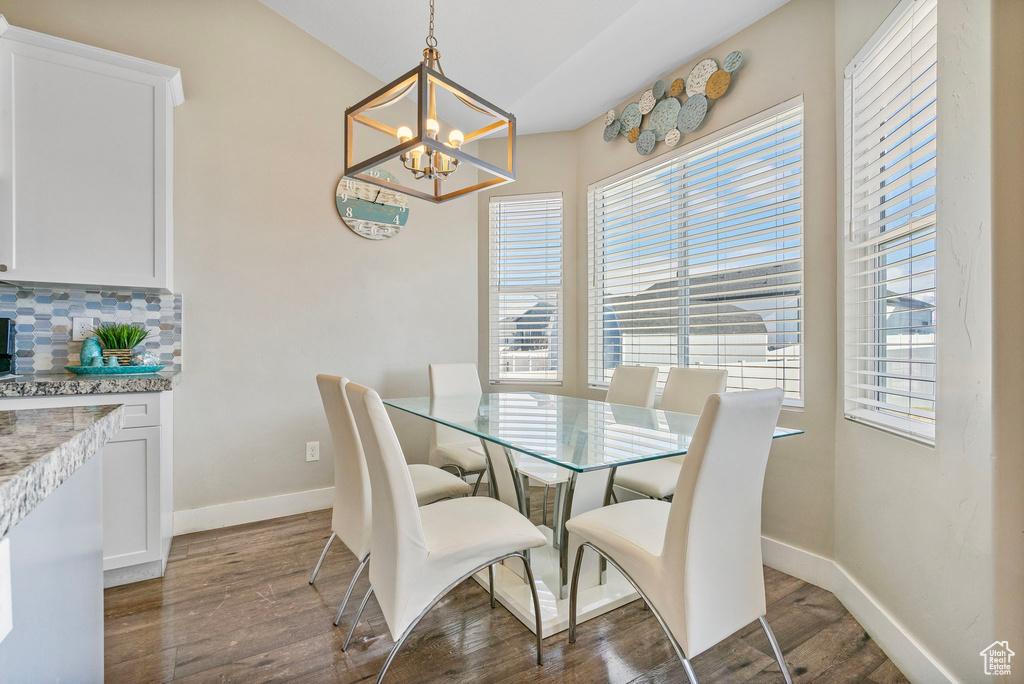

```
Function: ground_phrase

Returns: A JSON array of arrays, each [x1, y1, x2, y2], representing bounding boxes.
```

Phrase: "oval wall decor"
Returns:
[[603, 120, 622, 142], [638, 89, 657, 115], [636, 129, 656, 155], [705, 69, 731, 99], [685, 58, 719, 96], [724, 50, 744, 73], [620, 102, 642, 133], [676, 93, 708, 133], [648, 97, 681, 140], [597, 50, 745, 156]]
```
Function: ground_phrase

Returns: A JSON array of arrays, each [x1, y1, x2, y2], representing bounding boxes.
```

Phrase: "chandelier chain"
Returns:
[[426, 0, 437, 48]]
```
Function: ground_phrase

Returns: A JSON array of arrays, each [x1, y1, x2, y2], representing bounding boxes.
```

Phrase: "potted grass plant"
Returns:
[[93, 322, 151, 367]]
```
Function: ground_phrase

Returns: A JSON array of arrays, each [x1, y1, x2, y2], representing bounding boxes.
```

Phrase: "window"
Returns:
[[488, 192, 563, 384], [587, 99, 804, 404], [843, 0, 937, 443]]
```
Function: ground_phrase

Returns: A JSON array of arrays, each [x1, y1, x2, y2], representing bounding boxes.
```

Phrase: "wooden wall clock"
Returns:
[[335, 167, 410, 240]]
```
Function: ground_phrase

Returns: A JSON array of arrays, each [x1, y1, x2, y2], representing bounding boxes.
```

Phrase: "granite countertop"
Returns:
[[0, 404, 125, 538], [0, 371, 181, 397]]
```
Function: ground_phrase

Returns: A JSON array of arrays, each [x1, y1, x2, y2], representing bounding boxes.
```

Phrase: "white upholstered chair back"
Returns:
[[659, 368, 729, 415], [661, 388, 784, 656], [345, 381, 430, 640], [428, 363, 483, 458], [316, 375, 372, 560], [605, 365, 658, 408]]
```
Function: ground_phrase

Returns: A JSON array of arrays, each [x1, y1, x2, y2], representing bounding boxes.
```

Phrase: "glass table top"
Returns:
[[384, 392, 803, 473]]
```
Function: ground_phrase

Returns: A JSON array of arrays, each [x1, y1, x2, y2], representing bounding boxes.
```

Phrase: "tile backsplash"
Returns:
[[0, 285, 182, 374]]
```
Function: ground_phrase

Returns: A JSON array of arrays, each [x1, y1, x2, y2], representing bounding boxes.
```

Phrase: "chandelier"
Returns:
[[344, 0, 516, 203]]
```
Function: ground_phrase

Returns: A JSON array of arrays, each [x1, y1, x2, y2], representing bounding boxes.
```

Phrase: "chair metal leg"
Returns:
[[759, 615, 794, 684], [488, 564, 495, 608], [567, 542, 696, 682], [373, 551, 542, 683], [568, 544, 586, 643], [333, 554, 369, 626], [342, 586, 374, 651], [471, 469, 485, 496], [309, 532, 336, 584], [520, 550, 544, 666]]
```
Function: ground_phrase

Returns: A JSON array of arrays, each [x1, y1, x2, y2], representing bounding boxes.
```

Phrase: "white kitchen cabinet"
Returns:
[[0, 391, 174, 587], [0, 17, 183, 292]]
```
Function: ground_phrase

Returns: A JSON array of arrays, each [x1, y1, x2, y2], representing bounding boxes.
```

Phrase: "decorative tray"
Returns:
[[64, 365, 166, 375]]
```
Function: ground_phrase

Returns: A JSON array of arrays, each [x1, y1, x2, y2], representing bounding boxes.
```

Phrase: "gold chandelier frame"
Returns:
[[344, 40, 516, 203]]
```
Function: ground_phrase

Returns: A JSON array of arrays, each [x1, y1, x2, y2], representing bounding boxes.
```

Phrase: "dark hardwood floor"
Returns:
[[104, 492, 910, 683]]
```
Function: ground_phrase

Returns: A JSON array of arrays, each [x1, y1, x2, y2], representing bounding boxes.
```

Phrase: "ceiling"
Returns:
[[259, 0, 790, 135]]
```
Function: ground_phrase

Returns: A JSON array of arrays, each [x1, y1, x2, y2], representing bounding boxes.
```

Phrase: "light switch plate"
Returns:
[[72, 317, 93, 342], [0, 537, 11, 645]]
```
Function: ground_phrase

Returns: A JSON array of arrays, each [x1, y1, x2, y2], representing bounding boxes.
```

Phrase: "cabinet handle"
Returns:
[[0, 265, 7, 272]]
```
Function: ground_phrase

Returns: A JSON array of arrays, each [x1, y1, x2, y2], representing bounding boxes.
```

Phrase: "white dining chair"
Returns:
[[428, 363, 489, 494], [613, 368, 728, 500], [344, 381, 547, 683], [566, 388, 792, 684], [513, 365, 658, 530], [309, 375, 472, 627], [606, 364, 659, 408]]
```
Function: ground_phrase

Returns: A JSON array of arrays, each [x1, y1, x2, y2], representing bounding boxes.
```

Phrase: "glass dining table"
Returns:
[[385, 391, 802, 635]]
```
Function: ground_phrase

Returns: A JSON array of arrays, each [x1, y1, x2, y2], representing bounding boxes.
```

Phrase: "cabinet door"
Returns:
[[0, 39, 171, 290], [102, 426, 161, 570]]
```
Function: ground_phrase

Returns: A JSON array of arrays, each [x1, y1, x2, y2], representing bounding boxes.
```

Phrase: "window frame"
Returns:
[[487, 191, 564, 386], [586, 96, 805, 406], [842, 0, 938, 444]]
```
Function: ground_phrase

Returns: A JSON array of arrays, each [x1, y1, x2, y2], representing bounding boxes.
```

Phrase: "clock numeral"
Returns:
[[393, 215, 401, 225], [340, 192, 348, 202], [346, 207, 353, 217], [345, 179, 356, 191], [397, 204, 407, 212], [370, 170, 380, 178]]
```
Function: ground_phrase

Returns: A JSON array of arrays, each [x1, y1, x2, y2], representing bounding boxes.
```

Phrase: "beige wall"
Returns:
[[480, 0, 838, 559], [1, 0, 480, 508], [992, 0, 1024, 663], [833, 0, 999, 680]]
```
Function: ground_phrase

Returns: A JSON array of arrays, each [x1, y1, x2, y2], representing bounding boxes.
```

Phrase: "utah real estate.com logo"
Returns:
[[980, 641, 1015, 676]]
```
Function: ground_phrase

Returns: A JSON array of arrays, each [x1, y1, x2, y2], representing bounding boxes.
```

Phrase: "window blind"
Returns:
[[843, 0, 937, 443], [489, 192, 563, 384], [587, 100, 804, 403]]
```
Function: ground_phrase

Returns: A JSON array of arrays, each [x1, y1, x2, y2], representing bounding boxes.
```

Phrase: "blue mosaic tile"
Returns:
[[0, 285, 183, 374]]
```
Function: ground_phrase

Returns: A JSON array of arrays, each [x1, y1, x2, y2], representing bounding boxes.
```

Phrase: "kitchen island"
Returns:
[[0, 404, 125, 682]]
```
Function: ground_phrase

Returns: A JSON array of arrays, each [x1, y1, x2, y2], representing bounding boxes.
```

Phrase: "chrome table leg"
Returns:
[[559, 471, 578, 600]]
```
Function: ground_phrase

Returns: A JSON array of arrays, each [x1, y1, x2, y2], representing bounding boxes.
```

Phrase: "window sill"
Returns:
[[843, 411, 935, 447]]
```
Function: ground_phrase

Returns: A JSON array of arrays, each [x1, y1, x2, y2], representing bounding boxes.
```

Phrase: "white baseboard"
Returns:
[[761, 536, 956, 684], [173, 486, 333, 535]]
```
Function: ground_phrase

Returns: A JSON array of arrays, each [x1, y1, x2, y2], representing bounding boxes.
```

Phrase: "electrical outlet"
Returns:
[[72, 317, 93, 342], [305, 441, 320, 462]]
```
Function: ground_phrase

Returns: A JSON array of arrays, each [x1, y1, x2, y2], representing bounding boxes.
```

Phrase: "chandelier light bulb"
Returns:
[[448, 129, 464, 148], [426, 118, 440, 138], [396, 125, 413, 142]]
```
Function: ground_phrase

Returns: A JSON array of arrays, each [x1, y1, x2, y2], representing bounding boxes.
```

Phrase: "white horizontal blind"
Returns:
[[588, 101, 804, 403], [489, 193, 563, 384], [843, 0, 937, 443]]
